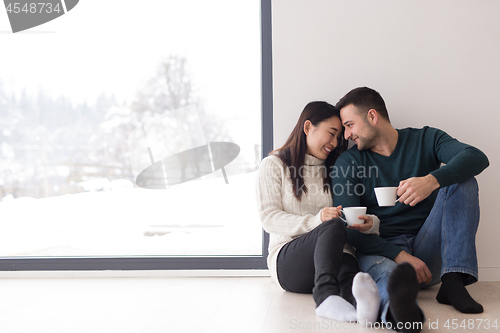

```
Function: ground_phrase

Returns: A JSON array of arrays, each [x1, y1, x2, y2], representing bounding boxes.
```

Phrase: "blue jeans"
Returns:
[[357, 178, 480, 322]]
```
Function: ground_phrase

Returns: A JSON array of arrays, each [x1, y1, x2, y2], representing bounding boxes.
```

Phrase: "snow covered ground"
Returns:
[[0, 172, 262, 257]]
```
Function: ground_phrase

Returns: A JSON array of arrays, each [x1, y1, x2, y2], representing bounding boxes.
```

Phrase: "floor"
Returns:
[[0, 277, 499, 333]]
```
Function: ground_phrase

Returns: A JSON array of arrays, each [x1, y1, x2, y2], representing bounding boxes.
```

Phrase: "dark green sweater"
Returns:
[[332, 126, 489, 260]]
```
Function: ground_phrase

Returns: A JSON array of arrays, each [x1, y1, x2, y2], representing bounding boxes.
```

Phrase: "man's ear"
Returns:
[[367, 109, 378, 125], [304, 120, 312, 135]]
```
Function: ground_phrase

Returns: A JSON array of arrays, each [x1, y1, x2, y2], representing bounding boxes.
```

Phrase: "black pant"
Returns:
[[276, 219, 359, 307]]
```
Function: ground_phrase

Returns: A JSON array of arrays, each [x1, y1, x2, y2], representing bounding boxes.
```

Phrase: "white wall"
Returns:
[[272, 0, 500, 280]]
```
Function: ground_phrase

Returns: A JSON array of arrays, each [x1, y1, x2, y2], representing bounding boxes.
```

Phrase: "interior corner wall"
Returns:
[[271, 0, 500, 280]]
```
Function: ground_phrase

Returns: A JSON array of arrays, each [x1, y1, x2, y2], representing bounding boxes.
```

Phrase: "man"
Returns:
[[332, 87, 489, 333]]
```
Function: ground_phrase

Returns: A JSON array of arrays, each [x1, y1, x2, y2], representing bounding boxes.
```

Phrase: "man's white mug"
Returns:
[[375, 187, 399, 206], [340, 207, 367, 226]]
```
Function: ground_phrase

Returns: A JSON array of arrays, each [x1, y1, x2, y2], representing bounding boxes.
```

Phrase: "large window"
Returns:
[[0, 0, 272, 270]]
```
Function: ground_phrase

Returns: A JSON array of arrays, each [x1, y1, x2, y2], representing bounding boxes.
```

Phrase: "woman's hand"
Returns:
[[320, 205, 342, 222], [347, 215, 373, 232]]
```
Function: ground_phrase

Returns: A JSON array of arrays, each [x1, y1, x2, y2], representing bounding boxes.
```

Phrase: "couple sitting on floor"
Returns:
[[257, 87, 489, 332]]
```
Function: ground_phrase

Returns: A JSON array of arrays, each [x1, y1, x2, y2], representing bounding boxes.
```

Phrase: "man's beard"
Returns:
[[356, 125, 378, 151]]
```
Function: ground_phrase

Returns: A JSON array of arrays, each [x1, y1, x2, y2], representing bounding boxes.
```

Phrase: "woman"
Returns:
[[256, 101, 380, 324]]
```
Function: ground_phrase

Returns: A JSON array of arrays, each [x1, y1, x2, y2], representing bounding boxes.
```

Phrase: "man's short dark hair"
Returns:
[[335, 87, 390, 122]]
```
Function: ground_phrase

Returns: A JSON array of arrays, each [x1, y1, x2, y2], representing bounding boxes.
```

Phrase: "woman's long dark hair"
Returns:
[[271, 101, 348, 201]]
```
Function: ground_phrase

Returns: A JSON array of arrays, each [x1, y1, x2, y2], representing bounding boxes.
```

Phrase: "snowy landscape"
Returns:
[[0, 0, 263, 259], [0, 171, 262, 257]]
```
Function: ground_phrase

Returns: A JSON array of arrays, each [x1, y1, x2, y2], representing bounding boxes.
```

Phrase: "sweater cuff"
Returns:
[[312, 210, 323, 228], [386, 246, 405, 261], [362, 214, 380, 236], [430, 167, 456, 188]]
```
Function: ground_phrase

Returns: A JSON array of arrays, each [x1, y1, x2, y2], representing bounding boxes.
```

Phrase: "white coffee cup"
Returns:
[[374, 187, 398, 206], [339, 207, 367, 226]]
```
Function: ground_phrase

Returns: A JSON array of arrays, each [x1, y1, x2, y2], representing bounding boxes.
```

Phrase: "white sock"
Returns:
[[352, 272, 380, 327], [315, 295, 357, 322]]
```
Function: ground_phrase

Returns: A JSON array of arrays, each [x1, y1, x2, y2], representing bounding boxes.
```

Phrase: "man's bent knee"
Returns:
[[444, 177, 478, 196]]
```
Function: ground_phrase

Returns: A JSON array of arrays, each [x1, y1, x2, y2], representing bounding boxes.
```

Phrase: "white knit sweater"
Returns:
[[256, 154, 380, 287]]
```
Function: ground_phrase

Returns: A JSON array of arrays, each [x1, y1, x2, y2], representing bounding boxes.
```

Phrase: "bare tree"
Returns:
[[88, 55, 230, 183], [131, 54, 228, 145]]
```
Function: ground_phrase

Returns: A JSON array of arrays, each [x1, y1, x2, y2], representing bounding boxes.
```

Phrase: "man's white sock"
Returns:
[[352, 272, 380, 327], [315, 295, 357, 322]]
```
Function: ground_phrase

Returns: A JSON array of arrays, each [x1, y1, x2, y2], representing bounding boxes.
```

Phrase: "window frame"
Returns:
[[0, 0, 273, 271]]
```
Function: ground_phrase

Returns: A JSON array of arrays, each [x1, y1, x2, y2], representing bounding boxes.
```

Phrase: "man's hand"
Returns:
[[394, 250, 432, 284], [347, 215, 373, 232], [397, 174, 440, 206]]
